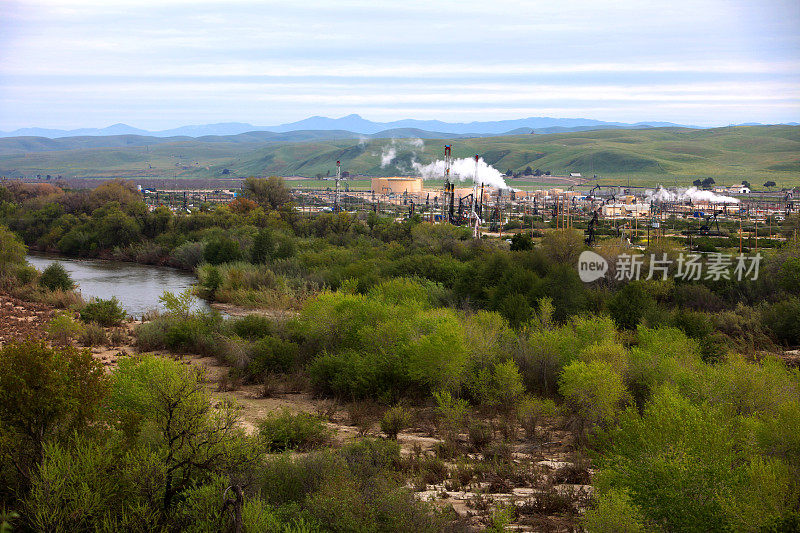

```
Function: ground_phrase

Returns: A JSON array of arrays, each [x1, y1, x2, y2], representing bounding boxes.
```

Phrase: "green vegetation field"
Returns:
[[2, 178, 800, 531], [1, 125, 798, 188]]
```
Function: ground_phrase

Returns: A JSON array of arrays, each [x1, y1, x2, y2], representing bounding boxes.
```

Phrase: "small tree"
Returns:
[[242, 176, 291, 209], [39, 263, 74, 291], [251, 228, 274, 264], [0, 225, 26, 276], [109, 355, 260, 512], [380, 405, 411, 439], [558, 360, 626, 439], [0, 341, 108, 493], [764, 180, 777, 191], [159, 288, 195, 318], [693, 179, 703, 187]]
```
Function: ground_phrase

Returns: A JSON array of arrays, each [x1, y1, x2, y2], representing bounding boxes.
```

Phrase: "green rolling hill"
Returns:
[[0, 125, 798, 188]]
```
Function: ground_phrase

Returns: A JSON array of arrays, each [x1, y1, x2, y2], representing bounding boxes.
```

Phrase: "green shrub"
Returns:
[[159, 288, 194, 318], [169, 240, 205, 270], [259, 409, 331, 452], [204, 237, 242, 265], [15, 263, 38, 284], [246, 336, 299, 377], [380, 405, 410, 439], [80, 297, 127, 326], [583, 489, 646, 533], [762, 297, 800, 345], [47, 312, 84, 345], [509, 232, 533, 251], [517, 396, 558, 440], [558, 360, 627, 431], [591, 385, 796, 532], [78, 323, 108, 346], [134, 319, 169, 351], [251, 228, 274, 264], [0, 225, 26, 275], [608, 282, 655, 330], [39, 263, 74, 291], [230, 314, 274, 339]]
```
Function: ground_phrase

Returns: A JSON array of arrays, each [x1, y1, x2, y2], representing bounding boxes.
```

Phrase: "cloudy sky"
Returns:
[[1, 0, 799, 130]]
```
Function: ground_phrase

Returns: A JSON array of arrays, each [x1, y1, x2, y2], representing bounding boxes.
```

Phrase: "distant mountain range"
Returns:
[[0, 114, 708, 139]]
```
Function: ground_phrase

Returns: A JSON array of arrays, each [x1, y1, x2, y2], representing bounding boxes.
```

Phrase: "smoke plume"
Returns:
[[646, 186, 739, 204], [378, 138, 424, 168], [413, 156, 509, 189]]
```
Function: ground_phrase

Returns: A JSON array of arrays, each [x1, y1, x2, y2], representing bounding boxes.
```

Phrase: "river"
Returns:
[[26, 254, 209, 318]]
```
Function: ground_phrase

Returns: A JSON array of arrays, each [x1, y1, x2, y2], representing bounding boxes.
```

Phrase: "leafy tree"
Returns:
[[242, 176, 291, 209], [251, 228, 274, 264], [608, 281, 655, 329], [764, 180, 777, 190], [204, 236, 242, 265], [38, 262, 73, 291], [0, 341, 108, 496], [0, 225, 26, 275], [524, 166, 533, 176], [592, 387, 796, 532], [509, 232, 533, 251], [109, 355, 260, 511], [95, 207, 142, 248], [88, 179, 141, 211], [701, 177, 715, 188], [558, 360, 626, 434], [693, 179, 703, 187], [540, 229, 584, 265]]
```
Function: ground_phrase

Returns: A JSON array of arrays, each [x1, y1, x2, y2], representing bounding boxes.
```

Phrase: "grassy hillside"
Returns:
[[1, 125, 798, 187]]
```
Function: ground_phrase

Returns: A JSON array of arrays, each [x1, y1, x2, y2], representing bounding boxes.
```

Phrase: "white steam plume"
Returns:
[[646, 186, 739, 204], [380, 146, 397, 167], [413, 156, 509, 189], [378, 138, 424, 168]]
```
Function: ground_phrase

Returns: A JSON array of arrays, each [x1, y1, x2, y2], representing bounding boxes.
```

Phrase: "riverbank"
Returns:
[[1, 292, 593, 531]]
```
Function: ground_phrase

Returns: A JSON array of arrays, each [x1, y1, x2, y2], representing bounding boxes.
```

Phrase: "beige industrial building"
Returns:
[[371, 177, 423, 194]]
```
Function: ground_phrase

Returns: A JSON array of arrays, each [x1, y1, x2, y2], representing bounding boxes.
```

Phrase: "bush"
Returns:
[[509, 232, 533, 251], [608, 282, 654, 330], [380, 405, 411, 439], [229, 314, 274, 339], [259, 409, 331, 452], [583, 489, 646, 533], [558, 360, 627, 433], [204, 237, 242, 265], [80, 297, 126, 326], [78, 323, 108, 346], [251, 228, 274, 264], [592, 387, 779, 532], [134, 319, 169, 351], [47, 312, 84, 345], [517, 396, 558, 440], [38, 263, 74, 291], [246, 336, 299, 377], [169, 240, 205, 270], [762, 297, 800, 345]]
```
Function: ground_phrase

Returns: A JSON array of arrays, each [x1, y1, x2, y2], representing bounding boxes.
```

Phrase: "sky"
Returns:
[[1, 0, 799, 130]]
